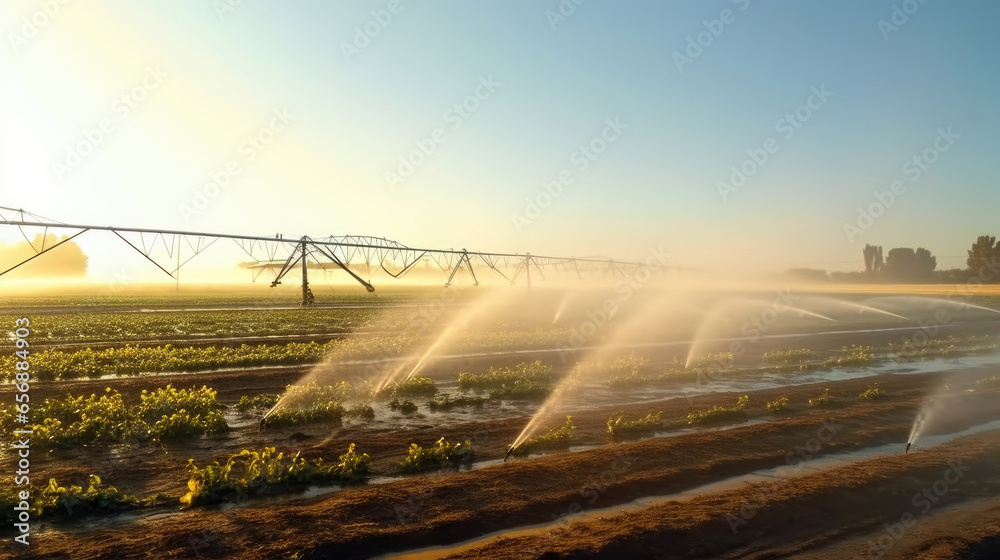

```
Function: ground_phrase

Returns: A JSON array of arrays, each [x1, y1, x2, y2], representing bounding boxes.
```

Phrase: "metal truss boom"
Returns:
[[0, 209, 656, 305]]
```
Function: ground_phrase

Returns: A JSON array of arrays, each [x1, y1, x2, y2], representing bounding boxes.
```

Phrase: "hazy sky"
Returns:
[[1, 1, 997, 282]]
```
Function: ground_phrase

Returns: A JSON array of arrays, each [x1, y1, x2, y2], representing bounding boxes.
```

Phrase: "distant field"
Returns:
[[808, 283, 1000, 297], [0, 286, 434, 309], [0, 308, 382, 342]]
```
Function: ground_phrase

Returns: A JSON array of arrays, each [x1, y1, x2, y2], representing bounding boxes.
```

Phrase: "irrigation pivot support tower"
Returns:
[[0, 206, 654, 305]]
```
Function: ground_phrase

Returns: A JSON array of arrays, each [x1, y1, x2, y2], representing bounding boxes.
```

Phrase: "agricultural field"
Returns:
[[3, 287, 1000, 559], [8, 2, 1000, 558]]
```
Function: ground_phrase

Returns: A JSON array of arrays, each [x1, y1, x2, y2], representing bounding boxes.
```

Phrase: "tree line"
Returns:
[[784, 235, 1000, 284]]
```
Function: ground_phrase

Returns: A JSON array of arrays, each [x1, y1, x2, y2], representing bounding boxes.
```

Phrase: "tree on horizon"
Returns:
[[967, 235, 999, 276], [884, 247, 936, 282], [863, 244, 883, 280], [0, 234, 88, 278]]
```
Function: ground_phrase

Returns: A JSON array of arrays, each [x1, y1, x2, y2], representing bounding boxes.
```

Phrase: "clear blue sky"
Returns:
[[0, 0, 997, 279]]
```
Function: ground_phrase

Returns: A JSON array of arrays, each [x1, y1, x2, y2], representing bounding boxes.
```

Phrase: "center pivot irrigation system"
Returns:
[[0, 206, 654, 305]]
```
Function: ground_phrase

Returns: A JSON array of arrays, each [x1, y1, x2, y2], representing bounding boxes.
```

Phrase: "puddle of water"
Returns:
[[36, 507, 189, 536], [499, 419, 772, 464], [369, 475, 406, 485], [376, 417, 1000, 560], [468, 458, 505, 471], [583, 355, 1000, 408]]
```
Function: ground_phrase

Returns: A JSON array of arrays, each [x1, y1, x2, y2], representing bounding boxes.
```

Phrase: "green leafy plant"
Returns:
[[686, 395, 749, 425], [148, 409, 229, 440], [889, 335, 998, 361], [137, 385, 228, 440], [977, 375, 1000, 387], [181, 444, 370, 506], [32, 388, 137, 446], [608, 352, 736, 389], [762, 348, 815, 371], [26, 385, 228, 447], [376, 376, 437, 399], [808, 388, 836, 408], [39, 475, 138, 517], [859, 383, 887, 401], [486, 381, 552, 400], [458, 361, 554, 400], [0, 306, 378, 345], [235, 393, 280, 413], [263, 402, 344, 429], [4, 342, 332, 382], [607, 411, 663, 440], [1, 474, 160, 523], [687, 352, 735, 370], [605, 353, 653, 387], [345, 404, 375, 420], [400, 437, 473, 473], [280, 381, 353, 407], [389, 399, 418, 414], [762, 348, 812, 364], [333, 443, 372, 477], [260, 382, 356, 429], [766, 396, 790, 413], [511, 416, 578, 456], [823, 345, 876, 368]]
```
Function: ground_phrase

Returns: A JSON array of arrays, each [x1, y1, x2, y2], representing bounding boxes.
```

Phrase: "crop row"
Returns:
[[1, 385, 227, 447], [0, 444, 369, 524], [605, 336, 999, 390], [2, 309, 575, 352], [182, 444, 371, 505], [605, 352, 730, 388], [253, 377, 435, 428], [4, 329, 582, 381], [457, 360, 555, 400], [0, 475, 172, 525], [0, 292, 410, 310], [510, 416, 577, 456], [0, 307, 378, 343], [0, 437, 464, 525], [0, 342, 331, 381]]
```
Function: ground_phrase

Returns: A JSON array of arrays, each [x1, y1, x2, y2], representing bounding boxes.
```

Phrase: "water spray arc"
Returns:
[[506, 295, 693, 457], [786, 306, 836, 323], [552, 291, 574, 324], [373, 289, 521, 395], [870, 296, 1000, 317], [682, 298, 836, 369], [850, 302, 909, 321]]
